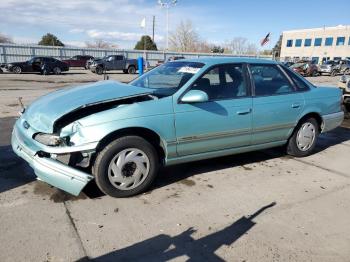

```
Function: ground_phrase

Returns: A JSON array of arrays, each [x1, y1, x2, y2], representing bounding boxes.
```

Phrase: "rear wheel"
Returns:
[[53, 67, 61, 75], [287, 118, 319, 157], [127, 66, 136, 74], [12, 66, 22, 74], [93, 136, 159, 197], [123, 69, 128, 74]]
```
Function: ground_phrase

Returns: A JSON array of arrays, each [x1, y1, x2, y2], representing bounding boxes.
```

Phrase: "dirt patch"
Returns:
[[179, 179, 196, 187], [6, 104, 18, 107], [33, 181, 87, 203], [242, 165, 253, 171]]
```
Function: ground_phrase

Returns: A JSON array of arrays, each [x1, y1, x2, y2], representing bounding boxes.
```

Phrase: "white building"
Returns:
[[280, 25, 350, 64]]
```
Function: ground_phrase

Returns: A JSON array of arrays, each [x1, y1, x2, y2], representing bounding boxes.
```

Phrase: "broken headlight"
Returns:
[[34, 133, 66, 146]]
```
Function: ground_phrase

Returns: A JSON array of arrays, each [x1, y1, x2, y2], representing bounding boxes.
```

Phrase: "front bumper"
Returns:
[[11, 121, 94, 196], [321, 111, 344, 133], [319, 68, 332, 73]]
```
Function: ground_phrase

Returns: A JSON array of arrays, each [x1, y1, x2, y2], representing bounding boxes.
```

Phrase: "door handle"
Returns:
[[237, 108, 252, 115], [291, 103, 301, 108]]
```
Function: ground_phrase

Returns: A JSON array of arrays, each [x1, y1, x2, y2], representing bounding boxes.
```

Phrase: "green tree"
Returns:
[[38, 33, 64, 46], [211, 45, 224, 53], [134, 35, 157, 50]]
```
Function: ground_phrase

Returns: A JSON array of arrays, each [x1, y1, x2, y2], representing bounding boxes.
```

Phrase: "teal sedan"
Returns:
[[11, 58, 344, 197]]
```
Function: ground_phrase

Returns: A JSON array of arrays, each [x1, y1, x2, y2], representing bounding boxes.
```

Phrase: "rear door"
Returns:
[[249, 64, 304, 145], [114, 55, 125, 70]]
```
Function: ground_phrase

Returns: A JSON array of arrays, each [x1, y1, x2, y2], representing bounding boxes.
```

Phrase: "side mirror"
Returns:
[[181, 90, 209, 103]]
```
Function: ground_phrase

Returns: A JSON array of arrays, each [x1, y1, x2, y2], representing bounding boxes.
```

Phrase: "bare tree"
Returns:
[[0, 33, 13, 44], [85, 39, 116, 49], [169, 20, 200, 52], [225, 37, 258, 55]]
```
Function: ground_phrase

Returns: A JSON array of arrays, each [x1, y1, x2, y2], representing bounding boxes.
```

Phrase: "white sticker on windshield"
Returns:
[[178, 66, 200, 74]]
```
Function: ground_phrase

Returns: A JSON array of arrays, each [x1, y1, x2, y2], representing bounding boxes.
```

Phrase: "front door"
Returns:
[[174, 64, 253, 156], [249, 64, 304, 145]]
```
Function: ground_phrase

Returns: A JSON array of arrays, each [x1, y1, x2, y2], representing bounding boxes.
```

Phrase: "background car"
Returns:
[[90, 55, 138, 74], [62, 55, 94, 69], [290, 61, 319, 77], [5, 56, 69, 74], [319, 60, 350, 76], [85, 57, 102, 70], [338, 75, 350, 112], [156, 56, 185, 67]]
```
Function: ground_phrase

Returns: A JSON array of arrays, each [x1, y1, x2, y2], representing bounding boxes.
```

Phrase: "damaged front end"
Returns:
[[11, 88, 156, 196]]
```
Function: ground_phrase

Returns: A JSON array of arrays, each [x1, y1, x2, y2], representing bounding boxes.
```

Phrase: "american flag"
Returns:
[[260, 33, 270, 46]]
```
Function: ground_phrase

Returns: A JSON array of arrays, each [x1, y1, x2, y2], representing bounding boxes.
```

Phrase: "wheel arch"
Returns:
[[95, 127, 166, 164], [297, 112, 323, 132]]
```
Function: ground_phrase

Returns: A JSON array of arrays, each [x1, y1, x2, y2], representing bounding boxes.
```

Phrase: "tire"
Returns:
[[344, 69, 350, 75], [287, 118, 319, 157], [331, 70, 337, 77], [53, 67, 61, 75], [127, 66, 136, 74], [12, 66, 22, 74], [345, 103, 350, 113], [93, 136, 159, 197], [96, 66, 104, 75], [123, 69, 128, 74], [312, 70, 318, 77]]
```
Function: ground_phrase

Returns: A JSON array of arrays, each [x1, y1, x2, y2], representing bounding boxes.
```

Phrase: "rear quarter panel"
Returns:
[[301, 86, 342, 116]]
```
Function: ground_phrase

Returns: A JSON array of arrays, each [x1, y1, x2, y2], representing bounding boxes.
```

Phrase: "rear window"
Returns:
[[282, 65, 312, 91]]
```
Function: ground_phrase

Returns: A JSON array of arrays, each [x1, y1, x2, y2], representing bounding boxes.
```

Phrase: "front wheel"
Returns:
[[12, 66, 22, 74], [287, 118, 319, 157], [93, 136, 159, 197], [96, 66, 104, 75], [331, 70, 337, 77]]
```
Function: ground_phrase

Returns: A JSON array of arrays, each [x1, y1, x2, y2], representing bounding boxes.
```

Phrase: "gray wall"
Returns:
[[0, 44, 271, 66]]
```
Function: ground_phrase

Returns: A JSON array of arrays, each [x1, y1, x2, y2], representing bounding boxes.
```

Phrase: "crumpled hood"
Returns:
[[24, 80, 152, 133]]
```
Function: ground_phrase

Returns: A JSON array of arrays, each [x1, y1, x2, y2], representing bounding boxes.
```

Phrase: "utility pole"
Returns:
[[158, 0, 177, 50], [152, 15, 155, 42]]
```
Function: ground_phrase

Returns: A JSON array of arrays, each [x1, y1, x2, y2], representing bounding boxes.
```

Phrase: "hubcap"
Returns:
[[296, 122, 316, 151], [54, 67, 61, 74], [108, 148, 150, 190]]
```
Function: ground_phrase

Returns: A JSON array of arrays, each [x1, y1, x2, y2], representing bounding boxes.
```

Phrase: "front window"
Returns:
[[314, 38, 322, 46], [336, 37, 345, 46], [325, 37, 333, 46], [190, 64, 247, 100], [295, 39, 302, 47], [130, 61, 204, 96], [304, 39, 312, 47]]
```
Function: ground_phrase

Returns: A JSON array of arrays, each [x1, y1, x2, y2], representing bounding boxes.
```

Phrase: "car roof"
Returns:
[[178, 57, 276, 66]]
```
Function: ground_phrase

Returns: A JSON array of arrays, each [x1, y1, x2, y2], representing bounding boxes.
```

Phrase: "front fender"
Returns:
[[76, 114, 177, 158]]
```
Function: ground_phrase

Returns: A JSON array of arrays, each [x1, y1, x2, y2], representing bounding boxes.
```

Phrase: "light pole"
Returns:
[[158, 0, 177, 50]]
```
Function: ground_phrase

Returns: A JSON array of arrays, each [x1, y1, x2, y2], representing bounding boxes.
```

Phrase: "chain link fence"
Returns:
[[0, 44, 272, 67]]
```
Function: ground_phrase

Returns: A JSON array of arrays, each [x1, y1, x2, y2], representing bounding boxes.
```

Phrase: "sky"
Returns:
[[1, 0, 349, 49]]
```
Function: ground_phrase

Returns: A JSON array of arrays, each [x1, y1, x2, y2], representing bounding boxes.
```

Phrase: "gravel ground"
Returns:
[[0, 70, 350, 262]]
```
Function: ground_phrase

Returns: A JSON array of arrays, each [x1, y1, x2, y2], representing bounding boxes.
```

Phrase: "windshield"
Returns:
[[130, 61, 204, 96]]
